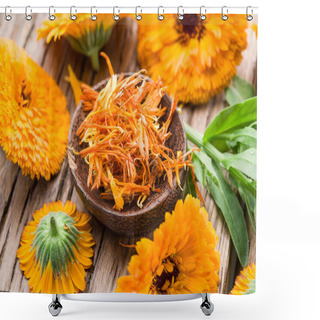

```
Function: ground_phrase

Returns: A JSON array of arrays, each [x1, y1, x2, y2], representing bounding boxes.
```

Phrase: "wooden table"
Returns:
[[0, 15, 257, 294]]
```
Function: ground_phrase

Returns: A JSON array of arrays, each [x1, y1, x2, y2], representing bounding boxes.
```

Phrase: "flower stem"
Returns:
[[184, 122, 224, 162], [89, 48, 100, 71], [184, 122, 256, 196]]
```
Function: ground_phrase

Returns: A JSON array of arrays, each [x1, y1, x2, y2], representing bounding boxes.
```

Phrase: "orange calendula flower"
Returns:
[[137, 14, 248, 104], [17, 201, 95, 294], [230, 262, 256, 295], [37, 14, 114, 70], [116, 195, 220, 294], [0, 38, 69, 180]]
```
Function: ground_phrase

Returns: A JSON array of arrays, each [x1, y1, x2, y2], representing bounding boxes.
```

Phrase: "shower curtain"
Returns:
[[0, 12, 257, 296]]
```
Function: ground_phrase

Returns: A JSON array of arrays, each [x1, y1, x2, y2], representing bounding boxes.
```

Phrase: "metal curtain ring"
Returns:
[[91, 6, 97, 21], [177, 6, 184, 20], [70, 6, 77, 21], [246, 6, 253, 21], [200, 6, 207, 20], [158, 6, 164, 21], [49, 6, 56, 21], [113, 6, 120, 21], [135, 6, 142, 21], [4, 6, 12, 21], [221, 6, 228, 21], [25, 6, 32, 21]]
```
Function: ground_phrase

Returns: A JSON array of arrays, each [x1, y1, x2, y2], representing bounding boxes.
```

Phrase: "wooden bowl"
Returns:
[[68, 74, 187, 237]]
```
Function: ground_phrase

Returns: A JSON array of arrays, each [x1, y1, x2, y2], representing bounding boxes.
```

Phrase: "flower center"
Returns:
[[151, 257, 179, 294], [32, 211, 80, 277], [18, 79, 32, 108], [176, 14, 205, 45]]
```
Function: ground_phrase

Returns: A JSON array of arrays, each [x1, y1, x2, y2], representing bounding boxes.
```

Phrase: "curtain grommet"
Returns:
[[221, 6, 228, 21], [113, 6, 120, 21], [91, 6, 97, 21], [48, 6, 56, 21], [4, 6, 12, 21], [200, 6, 207, 20], [135, 6, 142, 21], [158, 6, 164, 21], [25, 6, 32, 21], [246, 6, 253, 21], [177, 6, 184, 21], [70, 6, 77, 21]]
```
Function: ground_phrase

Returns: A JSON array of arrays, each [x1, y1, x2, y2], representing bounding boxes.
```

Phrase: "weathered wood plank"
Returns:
[[107, 17, 139, 74], [0, 18, 16, 38], [0, 173, 35, 291]]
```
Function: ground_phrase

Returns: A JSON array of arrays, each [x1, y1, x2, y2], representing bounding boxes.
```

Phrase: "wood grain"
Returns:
[[0, 15, 257, 294]]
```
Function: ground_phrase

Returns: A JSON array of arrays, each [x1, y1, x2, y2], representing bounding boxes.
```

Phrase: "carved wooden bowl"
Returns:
[[68, 74, 187, 237]]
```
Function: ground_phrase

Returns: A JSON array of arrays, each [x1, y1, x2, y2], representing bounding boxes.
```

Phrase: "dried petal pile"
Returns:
[[77, 54, 193, 211]]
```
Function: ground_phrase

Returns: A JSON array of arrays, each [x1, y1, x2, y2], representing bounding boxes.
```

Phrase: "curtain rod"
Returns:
[[0, 6, 259, 15]]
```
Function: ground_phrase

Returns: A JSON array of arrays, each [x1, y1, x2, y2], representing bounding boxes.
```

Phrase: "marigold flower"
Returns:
[[116, 195, 220, 294], [37, 14, 114, 70], [230, 262, 256, 295], [17, 201, 95, 293], [137, 14, 248, 104], [0, 38, 69, 180]]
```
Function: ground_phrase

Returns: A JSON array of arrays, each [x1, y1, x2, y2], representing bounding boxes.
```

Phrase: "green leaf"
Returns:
[[249, 121, 257, 129], [226, 127, 257, 152], [192, 154, 207, 186], [225, 75, 255, 106], [222, 148, 257, 180], [184, 169, 197, 199], [229, 175, 256, 231], [185, 123, 256, 198], [192, 150, 249, 267], [203, 97, 257, 146], [239, 183, 256, 230]]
